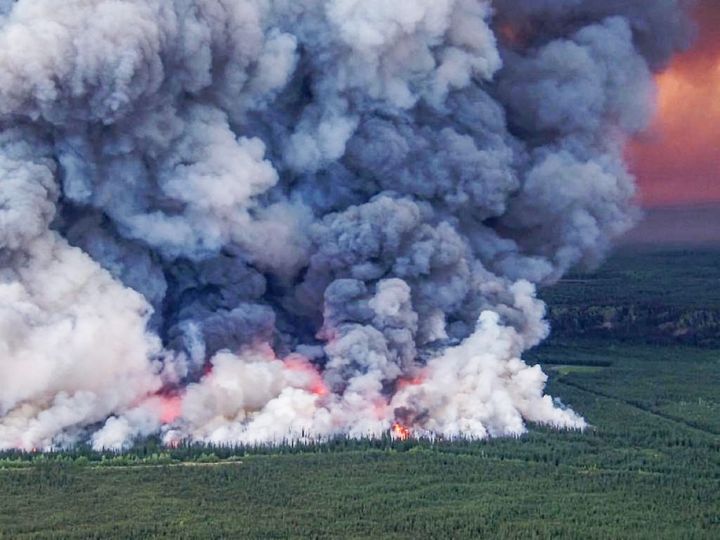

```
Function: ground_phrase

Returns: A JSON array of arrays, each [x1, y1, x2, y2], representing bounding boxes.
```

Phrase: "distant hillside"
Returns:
[[542, 248, 720, 346]]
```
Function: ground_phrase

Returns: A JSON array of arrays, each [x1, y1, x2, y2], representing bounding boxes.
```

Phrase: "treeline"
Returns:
[[547, 304, 720, 346], [2, 425, 717, 480], [539, 248, 720, 347], [0, 434, 451, 469]]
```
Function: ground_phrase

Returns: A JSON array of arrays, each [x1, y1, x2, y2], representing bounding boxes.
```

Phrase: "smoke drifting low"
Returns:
[[0, 0, 692, 450]]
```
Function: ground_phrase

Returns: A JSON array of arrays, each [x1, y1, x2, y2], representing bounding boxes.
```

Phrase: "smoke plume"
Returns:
[[0, 0, 692, 450]]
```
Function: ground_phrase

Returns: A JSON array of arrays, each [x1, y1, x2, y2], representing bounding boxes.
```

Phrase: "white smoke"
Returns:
[[0, 233, 163, 450], [0, 0, 692, 450]]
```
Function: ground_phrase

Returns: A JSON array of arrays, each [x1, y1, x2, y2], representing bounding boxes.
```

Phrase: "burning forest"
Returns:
[[0, 0, 696, 451]]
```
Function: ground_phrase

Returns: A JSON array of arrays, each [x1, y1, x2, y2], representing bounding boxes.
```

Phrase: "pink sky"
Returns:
[[628, 0, 720, 208]]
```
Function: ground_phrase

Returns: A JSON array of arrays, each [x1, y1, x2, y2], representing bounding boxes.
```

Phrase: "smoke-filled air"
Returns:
[[630, 0, 720, 206], [0, 0, 693, 450]]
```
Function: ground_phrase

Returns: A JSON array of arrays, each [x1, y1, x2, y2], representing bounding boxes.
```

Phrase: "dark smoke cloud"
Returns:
[[0, 0, 692, 449]]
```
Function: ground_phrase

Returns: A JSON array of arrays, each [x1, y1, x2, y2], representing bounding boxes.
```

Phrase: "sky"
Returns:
[[628, 0, 720, 208]]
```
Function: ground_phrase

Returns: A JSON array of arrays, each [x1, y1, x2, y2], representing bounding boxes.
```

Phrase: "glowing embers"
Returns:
[[391, 422, 411, 441]]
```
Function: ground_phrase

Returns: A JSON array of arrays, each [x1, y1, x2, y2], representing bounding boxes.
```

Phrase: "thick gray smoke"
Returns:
[[0, 0, 692, 450]]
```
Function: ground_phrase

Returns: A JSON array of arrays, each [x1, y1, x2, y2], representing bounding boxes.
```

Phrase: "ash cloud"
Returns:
[[0, 0, 692, 450]]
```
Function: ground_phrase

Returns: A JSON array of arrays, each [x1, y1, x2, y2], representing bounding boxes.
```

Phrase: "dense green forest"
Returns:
[[542, 249, 720, 346], [1, 248, 719, 538]]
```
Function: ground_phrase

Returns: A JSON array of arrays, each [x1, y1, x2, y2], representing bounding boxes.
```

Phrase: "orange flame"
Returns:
[[391, 422, 411, 441], [283, 355, 328, 397]]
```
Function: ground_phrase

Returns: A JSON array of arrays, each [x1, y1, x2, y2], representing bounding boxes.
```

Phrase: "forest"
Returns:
[[543, 249, 720, 346], [1, 248, 719, 538]]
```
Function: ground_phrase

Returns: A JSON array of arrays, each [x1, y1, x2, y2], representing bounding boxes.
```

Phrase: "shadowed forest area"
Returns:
[[1, 248, 718, 538], [544, 248, 720, 347]]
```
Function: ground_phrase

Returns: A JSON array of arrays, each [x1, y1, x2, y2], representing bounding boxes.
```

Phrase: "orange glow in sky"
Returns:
[[629, 1, 720, 207]]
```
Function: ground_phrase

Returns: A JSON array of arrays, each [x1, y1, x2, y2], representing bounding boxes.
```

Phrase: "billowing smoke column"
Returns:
[[0, 0, 692, 450]]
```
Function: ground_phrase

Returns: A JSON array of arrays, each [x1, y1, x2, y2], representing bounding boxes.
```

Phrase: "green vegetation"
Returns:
[[542, 248, 720, 346], [1, 248, 719, 538]]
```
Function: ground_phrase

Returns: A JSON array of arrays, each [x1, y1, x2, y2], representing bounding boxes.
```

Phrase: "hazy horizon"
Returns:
[[621, 202, 720, 247]]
